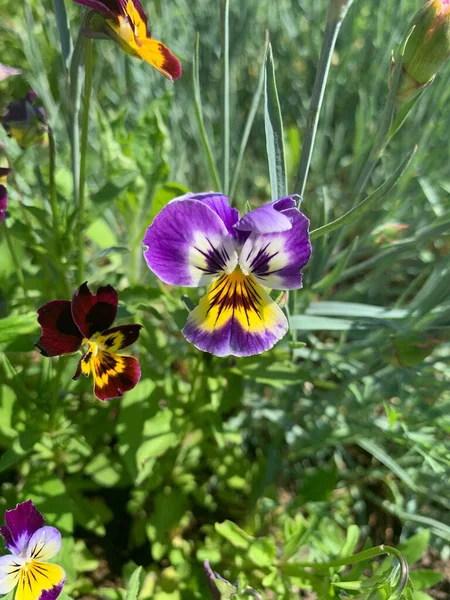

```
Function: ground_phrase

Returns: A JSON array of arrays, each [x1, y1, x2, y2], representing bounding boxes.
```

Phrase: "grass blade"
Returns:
[[264, 42, 287, 200], [229, 39, 268, 202], [192, 34, 221, 191], [310, 146, 417, 240]]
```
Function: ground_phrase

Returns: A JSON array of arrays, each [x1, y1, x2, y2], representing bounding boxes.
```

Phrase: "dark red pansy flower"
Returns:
[[36, 282, 142, 401]]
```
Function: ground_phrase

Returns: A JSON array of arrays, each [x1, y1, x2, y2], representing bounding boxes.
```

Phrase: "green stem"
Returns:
[[48, 126, 59, 229], [280, 545, 409, 597], [220, 0, 230, 194], [4, 223, 29, 302], [353, 28, 411, 199], [294, 0, 354, 197], [77, 37, 93, 285]]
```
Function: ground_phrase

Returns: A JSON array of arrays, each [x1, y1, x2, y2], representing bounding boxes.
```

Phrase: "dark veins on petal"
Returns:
[[194, 238, 231, 275], [246, 243, 279, 277], [208, 274, 262, 326]]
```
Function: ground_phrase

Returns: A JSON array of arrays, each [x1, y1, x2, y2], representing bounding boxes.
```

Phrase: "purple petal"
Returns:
[[0, 64, 21, 82], [235, 196, 298, 234], [1, 500, 45, 555], [0, 185, 7, 225], [143, 197, 238, 287], [239, 207, 311, 290], [182, 273, 288, 357], [187, 192, 239, 235], [39, 574, 66, 600], [25, 527, 61, 561], [72, 0, 119, 19]]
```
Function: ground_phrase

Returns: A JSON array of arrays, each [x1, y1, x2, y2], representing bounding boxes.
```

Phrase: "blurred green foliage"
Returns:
[[0, 0, 450, 599]]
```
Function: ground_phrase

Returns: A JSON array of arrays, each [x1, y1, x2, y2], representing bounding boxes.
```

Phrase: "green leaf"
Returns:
[[357, 438, 418, 492], [0, 431, 40, 473], [148, 182, 189, 224], [215, 521, 252, 549], [229, 38, 268, 200], [311, 146, 417, 240], [91, 246, 130, 260], [91, 175, 138, 207], [0, 312, 39, 350], [306, 301, 408, 319], [193, 33, 221, 190], [126, 566, 143, 600], [264, 42, 287, 200], [398, 531, 430, 564], [248, 538, 276, 567], [409, 570, 444, 591], [53, 0, 73, 67]]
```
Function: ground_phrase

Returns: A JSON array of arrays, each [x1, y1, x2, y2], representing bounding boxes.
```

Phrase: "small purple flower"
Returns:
[[0, 500, 66, 600], [143, 192, 311, 357]]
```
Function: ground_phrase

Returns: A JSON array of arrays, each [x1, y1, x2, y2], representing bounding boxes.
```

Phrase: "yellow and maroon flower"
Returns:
[[36, 282, 142, 401], [74, 0, 182, 81], [0, 500, 65, 600]]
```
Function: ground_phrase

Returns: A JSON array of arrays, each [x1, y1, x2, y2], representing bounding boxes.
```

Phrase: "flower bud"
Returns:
[[395, 0, 450, 102], [371, 222, 409, 244], [2, 90, 48, 148]]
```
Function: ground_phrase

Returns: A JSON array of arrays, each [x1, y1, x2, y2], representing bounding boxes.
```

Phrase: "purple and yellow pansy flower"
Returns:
[[0, 500, 65, 600], [74, 0, 182, 81], [0, 168, 11, 225], [143, 192, 311, 357], [36, 282, 142, 401]]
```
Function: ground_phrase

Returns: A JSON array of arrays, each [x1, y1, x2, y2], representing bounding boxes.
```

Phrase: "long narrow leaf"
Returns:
[[264, 42, 287, 200], [229, 40, 269, 202], [53, 0, 73, 68], [192, 34, 221, 191], [311, 146, 417, 240]]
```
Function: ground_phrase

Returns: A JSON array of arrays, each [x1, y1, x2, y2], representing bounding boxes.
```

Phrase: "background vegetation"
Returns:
[[0, 0, 449, 598]]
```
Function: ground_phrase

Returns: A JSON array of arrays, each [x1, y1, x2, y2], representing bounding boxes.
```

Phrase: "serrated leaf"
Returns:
[[125, 566, 143, 600]]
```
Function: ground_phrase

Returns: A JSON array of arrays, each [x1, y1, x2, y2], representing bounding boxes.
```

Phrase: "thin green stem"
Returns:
[[353, 27, 412, 199], [48, 126, 58, 229], [279, 544, 409, 597], [77, 37, 93, 285], [4, 223, 29, 302], [221, 0, 230, 194], [294, 0, 354, 197]]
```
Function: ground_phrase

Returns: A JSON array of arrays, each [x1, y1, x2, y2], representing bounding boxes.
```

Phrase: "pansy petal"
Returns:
[[96, 324, 143, 353], [235, 196, 298, 234], [73, 0, 118, 19], [0, 184, 8, 224], [117, 0, 149, 38], [35, 301, 83, 357], [25, 527, 61, 562], [71, 282, 118, 339], [15, 561, 65, 600], [92, 352, 141, 401], [74, 348, 141, 401], [2, 501, 45, 556], [183, 273, 288, 357], [239, 207, 311, 290], [0, 554, 24, 593], [133, 36, 182, 81], [189, 192, 239, 235], [143, 198, 238, 287]]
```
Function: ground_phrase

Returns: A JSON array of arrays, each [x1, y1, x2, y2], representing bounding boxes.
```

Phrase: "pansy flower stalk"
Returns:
[[143, 193, 311, 357], [36, 282, 142, 401], [74, 0, 182, 81], [0, 500, 65, 600]]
